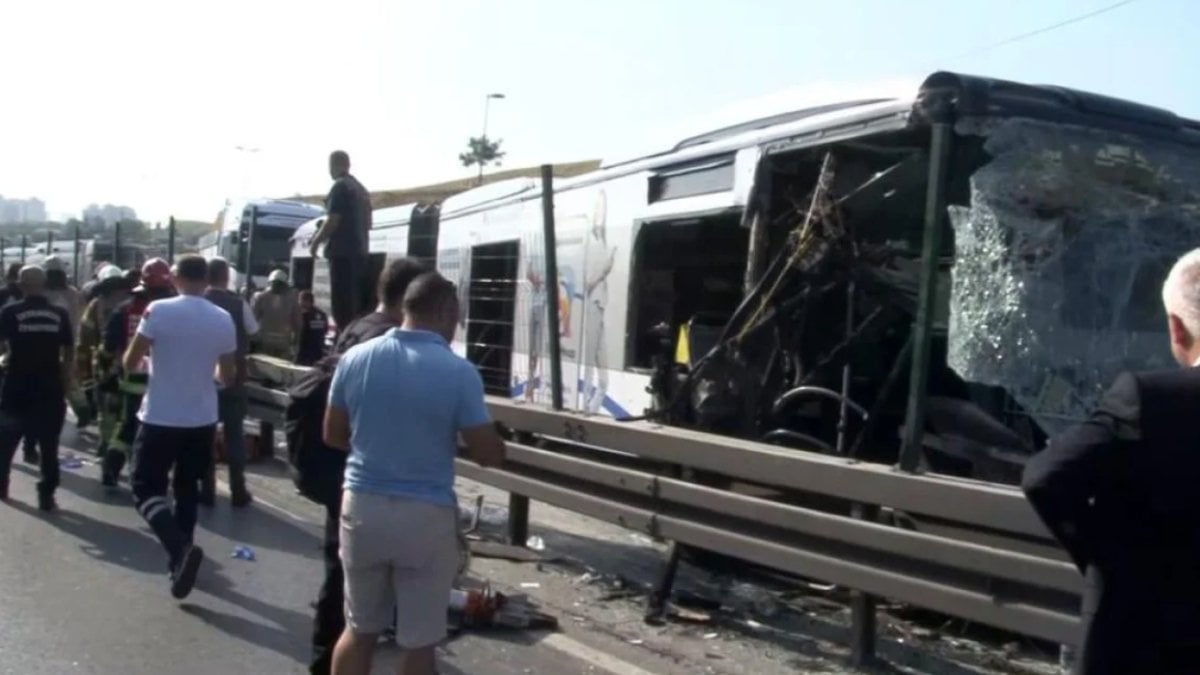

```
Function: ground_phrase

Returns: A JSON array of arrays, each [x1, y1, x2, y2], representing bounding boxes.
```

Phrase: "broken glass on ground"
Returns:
[[947, 117, 1200, 435]]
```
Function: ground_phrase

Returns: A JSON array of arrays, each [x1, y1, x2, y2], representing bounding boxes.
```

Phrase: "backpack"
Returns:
[[285, 312, 399, 507]]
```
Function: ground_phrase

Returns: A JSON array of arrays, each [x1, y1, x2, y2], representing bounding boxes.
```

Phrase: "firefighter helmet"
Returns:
[[140, 258, 172, 289]]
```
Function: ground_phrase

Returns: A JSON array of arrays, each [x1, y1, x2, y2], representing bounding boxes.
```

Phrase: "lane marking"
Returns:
[[538, 632, 663, 675]]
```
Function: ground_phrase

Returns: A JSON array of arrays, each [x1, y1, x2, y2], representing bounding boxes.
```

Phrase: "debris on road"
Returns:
[[231, 545, 256, 561], [525, 535, 545, 551], [59, 454, 86, 469], [468, 540, 545, 563], [450, 585, 557, 631]]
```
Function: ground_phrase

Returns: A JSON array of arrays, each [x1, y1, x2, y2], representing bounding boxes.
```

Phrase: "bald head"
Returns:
[[18, 265, 46, 295], [329, 150, 350, 179], [1162, 248, 1200, 366]]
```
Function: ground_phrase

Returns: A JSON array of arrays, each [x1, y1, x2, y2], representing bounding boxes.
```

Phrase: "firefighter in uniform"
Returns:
[[79, 264, 128, 458], [252, 269, 300, 360], [99, 258, 174, 486], [0, 265, 74, 510]]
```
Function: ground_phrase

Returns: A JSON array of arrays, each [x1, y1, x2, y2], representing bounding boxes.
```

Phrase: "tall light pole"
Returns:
[[235, 145, 262, 197], [479, 93, 506, 183]]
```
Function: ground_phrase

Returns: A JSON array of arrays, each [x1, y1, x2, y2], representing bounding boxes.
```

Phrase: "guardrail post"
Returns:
[[849, 503, 880, 666]]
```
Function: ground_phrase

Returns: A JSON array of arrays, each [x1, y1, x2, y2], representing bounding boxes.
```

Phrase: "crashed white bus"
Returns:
[[292, 71, 1200, 482]]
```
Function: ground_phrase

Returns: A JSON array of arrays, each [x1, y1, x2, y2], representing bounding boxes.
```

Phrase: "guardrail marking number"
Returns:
[[564, 421, 587, 443]]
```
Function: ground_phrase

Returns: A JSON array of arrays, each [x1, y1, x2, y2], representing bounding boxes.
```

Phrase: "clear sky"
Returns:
[[0, 0, 1195, 224]]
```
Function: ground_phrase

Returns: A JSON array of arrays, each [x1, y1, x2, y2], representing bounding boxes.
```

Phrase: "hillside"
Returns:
[[296, 160, 601, 209]]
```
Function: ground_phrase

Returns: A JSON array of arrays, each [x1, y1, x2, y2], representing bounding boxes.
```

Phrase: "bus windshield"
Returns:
[[249, 226, 296, 277], [947, 117, 1200, 434]]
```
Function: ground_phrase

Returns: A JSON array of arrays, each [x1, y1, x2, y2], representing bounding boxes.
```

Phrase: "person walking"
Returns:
[[99, 258, 174, 487], [295, 290, 330, 366], [1022, 247, 1200, 674], [286, 258, 426, 675], [309, 150, 371, 332], [78, 264, 128, 458], [0, 261, 39, 465], [122, 255, 236, 599], [252, 269, 300, 360], [201, 257, 258, 508], [324, 271, 505, 675], [0, 265, 74, 510]]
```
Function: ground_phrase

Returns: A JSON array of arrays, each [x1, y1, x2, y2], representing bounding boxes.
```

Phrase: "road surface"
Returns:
[[0, 430, 668, 675]]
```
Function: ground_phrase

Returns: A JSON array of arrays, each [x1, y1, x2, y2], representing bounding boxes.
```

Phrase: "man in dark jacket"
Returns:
[[287, 257, 425, 675], [1023, 248, 1200, 674], [202, 258, 259, 507], [308, 150, 372, 332]]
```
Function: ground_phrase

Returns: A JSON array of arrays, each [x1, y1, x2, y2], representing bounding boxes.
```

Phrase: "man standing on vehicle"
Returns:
[[201, 257, 258, 508], [1023, 247, 1200, 673], [295, 290, 329, 366], [252, 269, 299, 360], [123, 255, 236, 599], [309, 150, 371, 332], [99, 258, 175, 487], [0, 265, 74, 510], [324, 271, 505, 675]]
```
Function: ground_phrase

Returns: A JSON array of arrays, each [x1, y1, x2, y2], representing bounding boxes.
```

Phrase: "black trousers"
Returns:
[[0, 400, 67, 495], [131, 422, 215, 566], [310, 497, 344, 675], [328, 256, 365, 331]]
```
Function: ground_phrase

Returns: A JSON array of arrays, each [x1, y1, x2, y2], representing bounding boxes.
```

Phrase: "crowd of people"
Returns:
[[0, 151, 504, 675]]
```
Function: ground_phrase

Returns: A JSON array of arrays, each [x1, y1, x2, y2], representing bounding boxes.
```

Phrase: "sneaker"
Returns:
[[23, 448, 39, 465], [230, 491, 254, 509], [37, 492, 57, 512], [0, 484, 8, 502], [170, 545, 204, 599]]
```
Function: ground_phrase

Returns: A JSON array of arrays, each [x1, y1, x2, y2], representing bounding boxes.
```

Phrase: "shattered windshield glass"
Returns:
[[947, 118, 1200, 434]]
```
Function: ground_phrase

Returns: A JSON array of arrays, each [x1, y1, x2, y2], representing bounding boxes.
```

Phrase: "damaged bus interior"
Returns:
[[642, 72, 1200, 485]]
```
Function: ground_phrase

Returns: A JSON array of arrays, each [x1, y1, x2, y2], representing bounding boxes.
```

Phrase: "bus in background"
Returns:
[[201, 198, 325, 292]]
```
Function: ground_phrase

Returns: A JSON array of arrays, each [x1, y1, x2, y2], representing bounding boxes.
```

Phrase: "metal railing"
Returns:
[[244, 378, 1079, 653]]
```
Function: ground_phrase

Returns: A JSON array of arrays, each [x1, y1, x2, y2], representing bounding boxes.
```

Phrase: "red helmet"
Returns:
[[140, 258, 172, 289]]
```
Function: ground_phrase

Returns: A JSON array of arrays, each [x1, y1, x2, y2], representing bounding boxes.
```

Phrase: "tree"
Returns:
[[459, 135, 506, 184]]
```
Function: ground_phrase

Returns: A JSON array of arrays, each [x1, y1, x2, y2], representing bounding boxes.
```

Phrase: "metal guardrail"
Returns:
[[245, 381, 1081, 650]]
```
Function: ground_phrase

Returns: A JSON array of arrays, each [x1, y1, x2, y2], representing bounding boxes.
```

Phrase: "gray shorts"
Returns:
[[339, 491, 460, 648]]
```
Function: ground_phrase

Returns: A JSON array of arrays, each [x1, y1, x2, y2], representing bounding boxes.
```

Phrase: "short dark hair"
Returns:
[[5, 263, 21, 281], [207, 257, 230, 284], [174, 255, 208, 283], [299, 290, 314, 303], [329, 150, 350, 168], [402, 271, 457, 319], [378, 257, 427, 309]]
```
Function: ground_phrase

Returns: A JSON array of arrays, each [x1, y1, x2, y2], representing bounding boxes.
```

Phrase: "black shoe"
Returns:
[[0, 484, 8, 502], [171, 545, 204, 599], [38, 492, 57, 512], [198, 492, 216, 508], [230, 491, 254, 509], [23, 448, 39, 465]]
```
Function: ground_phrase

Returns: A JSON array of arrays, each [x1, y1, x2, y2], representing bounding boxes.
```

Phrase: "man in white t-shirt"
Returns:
[[121, 255, 237, 600]]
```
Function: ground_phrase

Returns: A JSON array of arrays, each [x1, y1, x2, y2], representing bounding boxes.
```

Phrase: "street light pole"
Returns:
[[479, 93, 506, 183]]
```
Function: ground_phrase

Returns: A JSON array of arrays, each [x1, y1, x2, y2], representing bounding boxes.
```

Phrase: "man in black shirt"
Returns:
[[288, 257, 425, 675], [295, 291, 329, 366], [309, 150, 372, 332], [0, 265, 74, 509]]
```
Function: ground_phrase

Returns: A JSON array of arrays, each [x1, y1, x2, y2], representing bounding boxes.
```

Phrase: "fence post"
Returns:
[[114, 221, 123, 269], [167, 216, 176, 263], [243, 206, 258, 300], [541, 164, 563, 413], [20, 234, 27, 264], [1, 237, 6, 269], [897, 118, 953, 473], [72, 225, 81, 286], [47, 230, 55, 257]]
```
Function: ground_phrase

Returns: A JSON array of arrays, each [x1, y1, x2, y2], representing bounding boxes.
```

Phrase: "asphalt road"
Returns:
[[0, 438, 639, 674]]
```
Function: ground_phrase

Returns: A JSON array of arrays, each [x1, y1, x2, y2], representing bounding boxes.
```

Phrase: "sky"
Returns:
[[0, 0, 1197, 225]]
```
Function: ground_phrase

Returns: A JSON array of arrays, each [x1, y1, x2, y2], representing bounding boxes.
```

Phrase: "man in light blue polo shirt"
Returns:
[[323, 271, 504, 675]]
